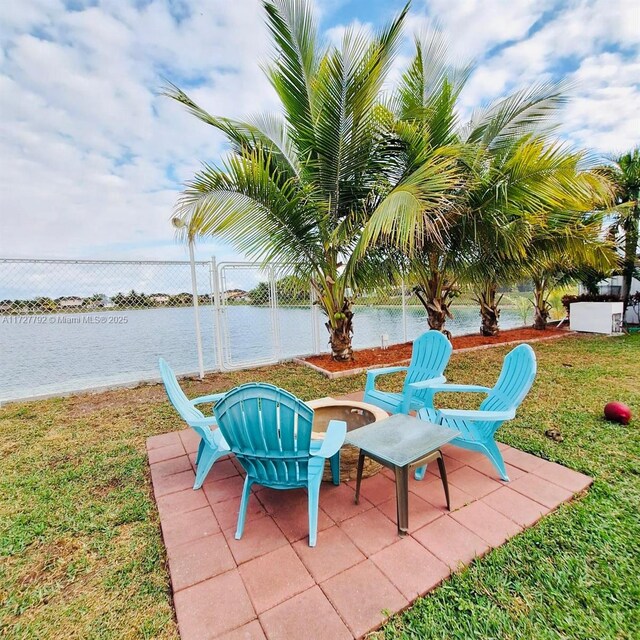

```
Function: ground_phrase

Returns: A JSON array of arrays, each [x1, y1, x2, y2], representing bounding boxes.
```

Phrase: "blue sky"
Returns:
[[0, 0, 638, 264]]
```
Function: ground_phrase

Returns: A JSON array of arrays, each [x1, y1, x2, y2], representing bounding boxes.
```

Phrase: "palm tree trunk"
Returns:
[[476, 281, 501, 336], [533, 278, 549, 330], [413, 271, 455, 339], [620, 207, 639, 315], [326, 300, 354, 361]]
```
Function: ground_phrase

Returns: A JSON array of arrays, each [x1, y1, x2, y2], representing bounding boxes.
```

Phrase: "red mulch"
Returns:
[[303, 326, 569, 373]]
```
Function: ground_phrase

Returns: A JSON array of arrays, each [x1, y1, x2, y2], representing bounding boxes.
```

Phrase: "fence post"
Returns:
[[189, 240, 205, 379], [401, 278, 408, 342], [210, 257, 225, 371], [269, 265, 281, 361], [310, 285, 319, 355]]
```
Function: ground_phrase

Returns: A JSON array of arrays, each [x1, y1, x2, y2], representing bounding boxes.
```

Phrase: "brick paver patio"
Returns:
[[147, 393, 592, 640]]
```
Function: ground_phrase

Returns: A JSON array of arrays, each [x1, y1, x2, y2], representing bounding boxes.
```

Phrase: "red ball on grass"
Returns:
[[604, 402, 632, 425]]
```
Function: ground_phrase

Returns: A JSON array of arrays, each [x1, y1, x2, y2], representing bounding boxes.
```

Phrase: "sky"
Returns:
[[0, 0, 639, 266]]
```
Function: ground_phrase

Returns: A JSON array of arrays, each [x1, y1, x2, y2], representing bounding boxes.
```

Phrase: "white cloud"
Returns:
[[0, 0, 277, 261], [0, 0, 638, 266], [411, 0, 554, 60]]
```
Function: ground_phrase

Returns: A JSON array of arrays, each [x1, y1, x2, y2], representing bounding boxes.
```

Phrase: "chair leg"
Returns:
[[195, 437, 205, 465], [483, 439, 510, 481], [193, 446, 224, 490], [329, 451, 341, 486], [307, 475, 322, 547], [235, 476, 254, 540]]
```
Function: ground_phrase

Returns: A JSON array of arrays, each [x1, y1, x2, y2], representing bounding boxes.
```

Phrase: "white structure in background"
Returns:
[[56, 296, 84, 308], [581, 275, 640, 323], [570, 301, 624, 334]]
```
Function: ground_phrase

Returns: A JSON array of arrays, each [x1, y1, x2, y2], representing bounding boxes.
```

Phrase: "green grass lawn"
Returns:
[[1, 334, 638, 639]]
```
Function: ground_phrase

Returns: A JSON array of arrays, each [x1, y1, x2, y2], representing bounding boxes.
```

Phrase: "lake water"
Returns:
[[0, 304, 523, 402]]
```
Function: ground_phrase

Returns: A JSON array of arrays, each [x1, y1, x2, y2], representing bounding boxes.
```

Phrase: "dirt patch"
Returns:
[[302, 326, 570, 373]]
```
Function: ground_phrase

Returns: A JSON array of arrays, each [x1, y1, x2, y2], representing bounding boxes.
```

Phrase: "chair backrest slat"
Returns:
[[214, 383, 314, 486], [403, 331, 453, 398], [481, 344, 537, 413], [159, 358, 204, 423]]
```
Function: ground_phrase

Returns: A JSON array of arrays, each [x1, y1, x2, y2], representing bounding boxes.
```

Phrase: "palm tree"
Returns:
[[526, 208, 618, 330], [465, 142, 617, 335], [165, 1, 460, 360], [600, 148, 640, 314], [351, 29, 586, 338]]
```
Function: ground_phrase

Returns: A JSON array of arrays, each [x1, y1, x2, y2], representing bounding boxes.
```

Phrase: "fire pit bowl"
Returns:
[[306, 398, 388, 482]]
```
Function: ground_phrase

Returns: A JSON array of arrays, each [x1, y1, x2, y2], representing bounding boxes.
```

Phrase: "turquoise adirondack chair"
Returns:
[[415, 343, 537, 481], [158, 358, 230, 490], [363, 330, 453, 414], [210, 383, 346, 547]]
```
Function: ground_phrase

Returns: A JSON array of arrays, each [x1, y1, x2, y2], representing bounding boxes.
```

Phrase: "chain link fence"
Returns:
[[0, 258, 216, 403], [1, 257, 527, 403]]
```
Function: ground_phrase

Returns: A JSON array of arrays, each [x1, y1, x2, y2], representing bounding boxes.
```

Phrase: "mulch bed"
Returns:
[[302, 326, 569, 373]]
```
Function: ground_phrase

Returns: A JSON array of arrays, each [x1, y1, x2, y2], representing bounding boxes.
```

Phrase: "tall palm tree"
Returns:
[[600, 148, 640, 314], [165, 1, 460, 360]]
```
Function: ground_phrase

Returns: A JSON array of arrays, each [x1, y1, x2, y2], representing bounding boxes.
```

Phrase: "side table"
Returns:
[[345, 413, 460, 535]]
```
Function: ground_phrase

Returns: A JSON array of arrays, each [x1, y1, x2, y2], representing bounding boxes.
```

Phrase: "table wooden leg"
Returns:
[[394, 465, 409, 536], [354, 451, 365, 505], [436, 451, 451, 511]]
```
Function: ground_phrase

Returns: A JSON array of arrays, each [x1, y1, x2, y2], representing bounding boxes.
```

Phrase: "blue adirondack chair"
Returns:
[[209, 383, 346, 547], [363, 330, 453, 414], [158, 358, 230, 490], [415, 343, 537, 481]]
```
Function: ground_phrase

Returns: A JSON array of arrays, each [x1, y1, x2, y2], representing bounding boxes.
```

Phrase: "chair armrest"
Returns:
[[365, 366, 408, 393], [367, 366, 408, 379], [188, 416, 219, 429], [310, 420, 346, 459], [191, 393, 225, 406], [438, 408, 515, 422], [185, 416, 230, 450], [407, 375, 447, 390], [426, 383, 493, 394]]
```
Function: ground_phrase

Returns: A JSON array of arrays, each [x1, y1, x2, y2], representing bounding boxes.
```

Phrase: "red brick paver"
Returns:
[[340, 507, 399, 556], [239, 545, 314, 614], [173, 570, 255, 640], [216, 620, 266, 640], [532, 460, 593, 493], [260, 586, 351, 640], [321, 560, 407, 638], [161, 506, 220, 548], [223, 515, 289, 565], [156, 487, 209, 520], [413, 514, 490, 570], [169, 532, 236, 592], [371, 536, 449, 599], [451, 501, 523, 547], [482, 486, 547, 528], [293, 525, 365, 583], [447, 465, 503, 499], [509, 473, 576, 509], [148, 425, 590, 640]]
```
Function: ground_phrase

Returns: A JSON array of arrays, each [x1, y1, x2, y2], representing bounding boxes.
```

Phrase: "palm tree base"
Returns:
[[479, 323, 500, 337]]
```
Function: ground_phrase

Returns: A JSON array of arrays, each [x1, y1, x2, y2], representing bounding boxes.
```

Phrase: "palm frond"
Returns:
[[462, 81, 568, 150], [311, 4, 409, 213], [174, 148, 324, 273], [262, 0, 322, 156]]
